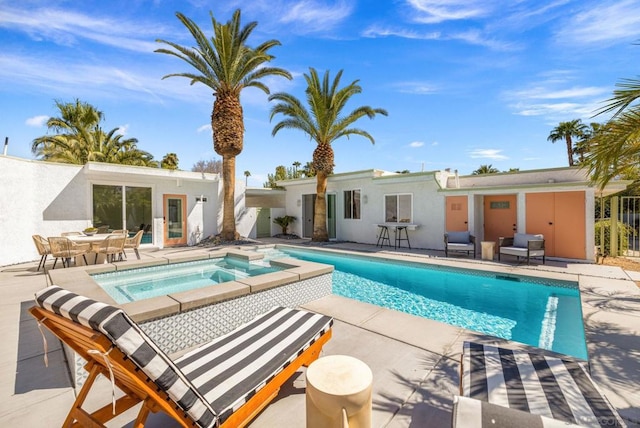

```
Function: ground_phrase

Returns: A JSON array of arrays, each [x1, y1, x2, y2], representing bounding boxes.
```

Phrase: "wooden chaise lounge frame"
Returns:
[[30, 287, 333, 428]]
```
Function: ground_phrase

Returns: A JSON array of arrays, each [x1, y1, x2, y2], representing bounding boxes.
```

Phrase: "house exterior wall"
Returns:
[[279, 170, 445, 249], [0, 156, 220, 266], [278, 168, 609, 261]]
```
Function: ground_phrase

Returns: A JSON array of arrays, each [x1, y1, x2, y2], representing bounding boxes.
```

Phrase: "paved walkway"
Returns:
[[1, 242, 639, 427]]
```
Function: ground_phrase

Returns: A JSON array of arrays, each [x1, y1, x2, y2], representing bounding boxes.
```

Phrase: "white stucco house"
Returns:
[[1, 155, 255, 266], [274, 167, 627, 261], [0, 154, 627, 267]]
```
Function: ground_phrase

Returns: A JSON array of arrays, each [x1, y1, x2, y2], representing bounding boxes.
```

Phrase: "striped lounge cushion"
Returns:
[[453, 395, 584, 428], [461, 341, 625, 427], [36, 286, 216, 427], [175, 306, 333, 423]]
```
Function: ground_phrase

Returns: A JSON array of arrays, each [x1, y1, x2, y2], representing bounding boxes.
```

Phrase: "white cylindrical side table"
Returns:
[[481, 241, 496, 261], [306, 355, 373, 428]]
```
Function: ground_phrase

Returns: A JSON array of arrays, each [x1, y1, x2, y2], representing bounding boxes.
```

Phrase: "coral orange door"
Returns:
[[526, 193, 555, 254], [484, 195, 517, 246], [445, 196, 468, 232], [526, 191, 585, 259]]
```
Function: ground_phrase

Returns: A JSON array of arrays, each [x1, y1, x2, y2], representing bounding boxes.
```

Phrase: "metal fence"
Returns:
[[596, 195, 640, 257]]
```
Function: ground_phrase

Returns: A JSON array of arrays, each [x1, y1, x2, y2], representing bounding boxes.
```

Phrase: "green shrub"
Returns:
[[595, 219, 631, 256]]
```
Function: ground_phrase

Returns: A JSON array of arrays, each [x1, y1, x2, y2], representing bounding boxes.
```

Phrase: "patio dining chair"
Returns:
[[47, 236, 92, 269], [92, 234, 126, 264], [61, 231, 82, 237], [32, 235, 51, 271], [30, 285, 333, 428], [123, 229, 144, 259]]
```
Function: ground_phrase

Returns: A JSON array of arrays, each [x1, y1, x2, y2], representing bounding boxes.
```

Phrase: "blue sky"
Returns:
[[1, 0, 639, 186]]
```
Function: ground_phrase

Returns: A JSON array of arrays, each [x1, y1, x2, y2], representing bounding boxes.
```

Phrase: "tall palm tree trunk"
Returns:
[[221, 154, 239, 240], [565, 136, 574, 166], [313, 171, 329, 241]]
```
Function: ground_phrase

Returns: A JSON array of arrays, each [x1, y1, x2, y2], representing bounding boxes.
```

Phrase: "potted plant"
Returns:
[[273, 215, 296, 235], [83, 227, 98, 236]]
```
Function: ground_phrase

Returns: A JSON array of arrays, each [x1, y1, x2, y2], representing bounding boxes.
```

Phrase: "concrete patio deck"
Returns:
[[1, 241, 639, 427]]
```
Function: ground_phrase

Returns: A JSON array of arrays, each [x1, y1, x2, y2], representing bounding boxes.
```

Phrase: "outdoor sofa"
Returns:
[[498, 233, 545, 264]]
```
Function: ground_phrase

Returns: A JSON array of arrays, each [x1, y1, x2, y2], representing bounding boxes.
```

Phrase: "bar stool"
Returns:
[[376, 225, 391, 247], [394, 226, 411, 249]]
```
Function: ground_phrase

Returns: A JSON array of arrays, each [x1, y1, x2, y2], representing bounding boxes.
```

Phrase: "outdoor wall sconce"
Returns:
[[297, 199, 301, 207], [363, 195, 368, 204]]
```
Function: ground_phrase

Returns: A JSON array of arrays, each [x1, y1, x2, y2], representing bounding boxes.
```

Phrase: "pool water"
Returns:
[[260, 247, 587, 359], [92, 257, 281, 304]]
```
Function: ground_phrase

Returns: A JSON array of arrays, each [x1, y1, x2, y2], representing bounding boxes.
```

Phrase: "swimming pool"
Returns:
[[92, 257, 282, 304], [261, 247, 587, 359]]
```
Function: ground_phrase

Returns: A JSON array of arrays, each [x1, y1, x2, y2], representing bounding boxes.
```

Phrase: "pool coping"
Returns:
[[46, 248, 333, 323]]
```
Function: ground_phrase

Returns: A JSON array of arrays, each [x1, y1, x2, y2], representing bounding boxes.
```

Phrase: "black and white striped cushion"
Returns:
[[453, 395, 584, 428], [35, 286, 216, 428], [176, 306, 333, 423], [461, 341, 625, 427]]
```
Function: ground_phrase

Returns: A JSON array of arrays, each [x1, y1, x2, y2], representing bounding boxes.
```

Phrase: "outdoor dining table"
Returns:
[[67, 233, 121, 265]]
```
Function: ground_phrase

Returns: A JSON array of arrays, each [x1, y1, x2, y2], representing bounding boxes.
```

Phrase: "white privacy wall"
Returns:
[[0, 156, 89, 266]]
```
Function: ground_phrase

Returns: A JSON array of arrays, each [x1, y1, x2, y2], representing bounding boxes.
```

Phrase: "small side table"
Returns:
[[481, 241, 495, 261], [306, 355, 373, 428]]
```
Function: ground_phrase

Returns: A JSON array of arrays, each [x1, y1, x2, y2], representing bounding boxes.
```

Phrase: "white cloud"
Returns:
[[0, 6, 163, 53], [469, 149, 508, 160], [407, 0, 490, 24], [279, 0, 353, 33], [409, 141, 424, 148], [25, 115, 49, 127], [0, 52, 210, 105], [510, 86, 609, 100], [557, 0, 640, 45], [394, 81, 439, 94], [503, 74, 608, 119], [116, 125, 129, 136], [197, 124, 212, 133], [362, 25, 441, 40]]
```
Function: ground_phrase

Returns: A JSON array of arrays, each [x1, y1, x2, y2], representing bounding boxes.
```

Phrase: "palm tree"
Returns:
[[573, 122, 603, 165], [585, 76, 640, 187], [32, 100, 156, 166], [161, 153, 179, 169], [155, 9, 291, 240], [269, 68, 387, 241], [292, 161, 301, 178], [547, 119, 587, 166], [472, 164, 499, 175], [244, 170, 251, 186]]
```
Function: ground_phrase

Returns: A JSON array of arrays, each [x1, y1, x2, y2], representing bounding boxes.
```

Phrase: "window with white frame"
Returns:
[[344, 189, 361, 219], [385, 194, 412, 223]]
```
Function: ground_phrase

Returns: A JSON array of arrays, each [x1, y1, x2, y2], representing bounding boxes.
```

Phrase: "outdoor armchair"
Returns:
[[47, 236, 91, 269], [92, 234, 126, 264], [30, 285, 333, 427], [123, 229, 144, 259], [444, 231, 477, 259], [32, 235, 51, 271], [498, 233, 545, 264]]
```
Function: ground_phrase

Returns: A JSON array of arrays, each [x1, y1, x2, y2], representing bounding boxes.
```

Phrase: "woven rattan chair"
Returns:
[[61, 231, 82, 237], [123, 229, 144, 260], [32, 235, 51, 271], [92, 234, 126, 264], [48, 236, 91, 269], [30, 286, 333, 427]]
